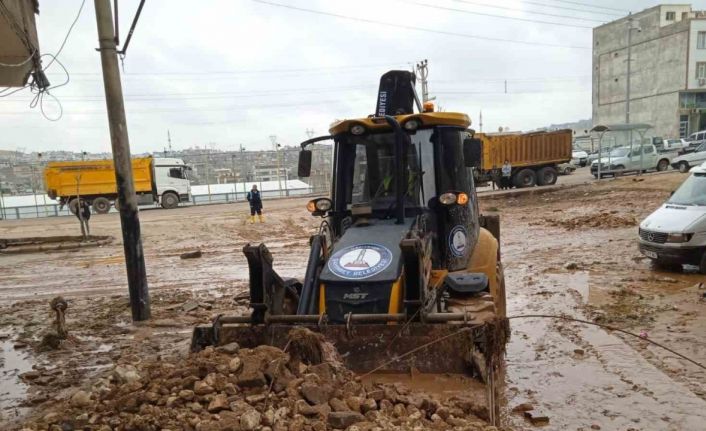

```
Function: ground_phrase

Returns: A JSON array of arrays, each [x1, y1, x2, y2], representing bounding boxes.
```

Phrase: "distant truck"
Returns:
[[468, 129, 572, 188], [44, 157, 191, 214]]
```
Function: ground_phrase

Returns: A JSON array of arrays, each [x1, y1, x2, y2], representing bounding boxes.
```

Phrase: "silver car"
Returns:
[[590, 145, 670, 178]]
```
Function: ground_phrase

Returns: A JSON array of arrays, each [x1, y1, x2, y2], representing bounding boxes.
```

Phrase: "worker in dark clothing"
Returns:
[[75, 199, 91, 237], [246, 184, 264, 223]]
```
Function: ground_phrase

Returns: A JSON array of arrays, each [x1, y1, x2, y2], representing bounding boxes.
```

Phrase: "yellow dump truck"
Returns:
[[468, 129, 573, 188], [44, 157, 191, 214]]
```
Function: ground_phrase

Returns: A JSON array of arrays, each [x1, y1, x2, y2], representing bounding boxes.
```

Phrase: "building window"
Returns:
[[666, 11, 676, 21], [683, 12, 689, 20], [699, 32, 706, 49], [697, 62, 706, 79]]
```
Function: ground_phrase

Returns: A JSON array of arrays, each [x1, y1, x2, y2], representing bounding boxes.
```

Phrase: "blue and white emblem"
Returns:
[[328, 244, 393, 280], [448, 226, 468, 258]]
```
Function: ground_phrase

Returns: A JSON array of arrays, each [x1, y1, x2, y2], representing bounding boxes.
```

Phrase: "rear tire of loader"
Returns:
[[93, 197, 111, 214]]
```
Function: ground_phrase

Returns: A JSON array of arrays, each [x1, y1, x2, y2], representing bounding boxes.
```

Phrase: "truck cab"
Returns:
[[152, 158, 192, 209], [639, 165, 706, 273]]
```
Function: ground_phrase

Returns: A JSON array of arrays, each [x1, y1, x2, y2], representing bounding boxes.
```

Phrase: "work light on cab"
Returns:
[[307, 198, 332, 215], [350, 124, 366, 135], [404, 119, 420, 131]]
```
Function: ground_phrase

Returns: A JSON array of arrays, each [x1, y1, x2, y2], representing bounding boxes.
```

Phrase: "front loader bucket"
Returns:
[[193, 322, 487, 374], [191, 317, 507, 423]]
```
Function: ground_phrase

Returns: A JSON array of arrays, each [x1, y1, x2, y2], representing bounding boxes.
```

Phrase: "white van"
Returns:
[[638, 165, 706, 273]]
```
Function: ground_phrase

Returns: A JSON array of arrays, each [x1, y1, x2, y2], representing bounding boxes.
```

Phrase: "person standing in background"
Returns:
[[246, 184, 264, 223], [501, 160, 512, 190]]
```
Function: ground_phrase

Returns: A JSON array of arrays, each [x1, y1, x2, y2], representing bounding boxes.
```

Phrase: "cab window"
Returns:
[[169, 167, 185, 179], [433, 128, 470, 195]]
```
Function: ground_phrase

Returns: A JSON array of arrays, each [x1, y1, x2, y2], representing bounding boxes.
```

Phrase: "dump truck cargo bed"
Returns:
[[44, 157, 153, 199], [476, 129, 572, 170]]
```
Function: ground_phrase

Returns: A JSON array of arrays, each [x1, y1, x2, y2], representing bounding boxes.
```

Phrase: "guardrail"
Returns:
[[0, 187, 328, 220]]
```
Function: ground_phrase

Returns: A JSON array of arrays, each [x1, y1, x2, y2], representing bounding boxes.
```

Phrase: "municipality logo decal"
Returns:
[[328, 244, 393, 280], [449, 225, 468, 257]]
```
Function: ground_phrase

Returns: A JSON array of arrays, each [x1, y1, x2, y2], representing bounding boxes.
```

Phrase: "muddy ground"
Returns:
[[0, 171, 704, 430]]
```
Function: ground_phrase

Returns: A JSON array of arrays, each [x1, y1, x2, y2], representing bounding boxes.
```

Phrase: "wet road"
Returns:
[[489, 172, 706, 430], [1, 171, 704, 430]]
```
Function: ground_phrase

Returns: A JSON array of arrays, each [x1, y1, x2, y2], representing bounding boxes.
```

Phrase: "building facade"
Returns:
[[593, 4, 706, 139]]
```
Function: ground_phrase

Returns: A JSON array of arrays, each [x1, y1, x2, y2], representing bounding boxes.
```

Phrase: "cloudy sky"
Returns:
[[0, 0, 699, 154]]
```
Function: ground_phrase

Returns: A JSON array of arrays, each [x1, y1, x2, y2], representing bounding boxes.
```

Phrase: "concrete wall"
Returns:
[[593, 5, 689, 138], [687, 19, 706, 89]]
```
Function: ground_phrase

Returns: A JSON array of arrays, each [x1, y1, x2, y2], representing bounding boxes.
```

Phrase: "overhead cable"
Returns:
[[450, 0, 608, 22], [403, 0, 595, 28], [251, 0, 591, 50]]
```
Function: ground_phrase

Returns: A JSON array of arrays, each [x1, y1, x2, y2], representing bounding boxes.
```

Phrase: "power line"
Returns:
[[0, 84, 377, 103], [45, 62, 413, 76], [403, 0, 596, 28], [548, 0, 630, 14], [451, 0, 615, 20], [487, 0, 623, 17], [0, 97, 372, 116], [251, 0, 591, 50]]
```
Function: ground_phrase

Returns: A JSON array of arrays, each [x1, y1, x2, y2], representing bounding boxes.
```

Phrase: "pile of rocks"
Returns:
[[20, 341, 496, 431]]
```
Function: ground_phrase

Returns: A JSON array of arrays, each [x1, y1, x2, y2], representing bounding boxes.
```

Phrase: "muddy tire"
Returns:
[[513, 169, 536, 188], [700, 252, 706, 275], [678, 161, 690, 173], [536, 167, 558, 186], [656, 159, 669, 171], [93, 197, 111, 214], [161, 192, 179, 209]]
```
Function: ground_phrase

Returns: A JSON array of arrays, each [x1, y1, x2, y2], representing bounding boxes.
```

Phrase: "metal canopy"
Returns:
[[590, 123, 653, 133]]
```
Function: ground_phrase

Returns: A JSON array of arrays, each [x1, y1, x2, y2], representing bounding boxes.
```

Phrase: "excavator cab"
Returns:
[[192, 71, 508, 424]]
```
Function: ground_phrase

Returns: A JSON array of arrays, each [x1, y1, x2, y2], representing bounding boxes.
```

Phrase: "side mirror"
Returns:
[[463, 138, 482, 168], [298, 150, 312, 177]]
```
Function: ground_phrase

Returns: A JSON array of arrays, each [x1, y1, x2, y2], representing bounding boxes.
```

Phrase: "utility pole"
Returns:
[[270, 135, 283, 197], [94, 0, 150, 321], [479, 110, 483, 133], [167, 130, 172, 156], [415, 59, 434, 103]]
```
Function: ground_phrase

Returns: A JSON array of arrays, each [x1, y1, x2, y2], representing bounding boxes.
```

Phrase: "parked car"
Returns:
[[671, 142, 706, 173], [571, 146, 588, 166], [558, 163, 576, 175], [638, 164, 706, 273], [660, 138, 690, 152], [590, 144, 671, 178], [684, 130, 706, 153]]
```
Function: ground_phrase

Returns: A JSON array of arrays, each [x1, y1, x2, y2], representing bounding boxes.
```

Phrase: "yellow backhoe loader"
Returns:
[[192, 70, 509, 424]]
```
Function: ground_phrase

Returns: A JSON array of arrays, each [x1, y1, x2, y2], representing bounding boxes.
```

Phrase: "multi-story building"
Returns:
[[593, 4, 706, 138]]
